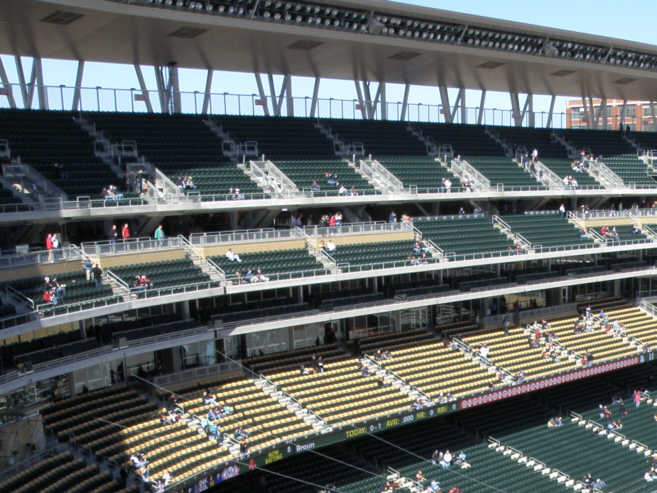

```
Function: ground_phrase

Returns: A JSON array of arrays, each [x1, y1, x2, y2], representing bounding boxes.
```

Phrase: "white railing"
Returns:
[[586, 159, 624, 188], [0, 246, 82, 269], [450, 157, 491, 191], [103, 268, 130, 292], [155, 167, 186, 199], [306, 220, 412, 237], [359, 157, 404, 192], [532, 160, 566, 190], [4, 284, 35, 311], [250, 160, 299, 197], [35, 292, 123, 317], [81, 236, 184, 256], [3, 162, 65, 200], [575, 207, 657, 220], [190, 227, 305, 246], [586, 228, 607, 244]]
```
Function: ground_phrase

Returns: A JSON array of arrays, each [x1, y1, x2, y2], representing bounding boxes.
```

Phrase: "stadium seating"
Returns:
[[465, 155, 545, 188], [601, 154, 657, 187], [376, 337, 497, 399], [10, 270, 115, 308], [330, 240, 435, 271], [211, 247, 328, 283], [110, 258, 214, 294], [414, 123, 503, 156], [245, 343, 347, 374], [215, 115, 335, 159], [377, 156, 462, 192], [503, 212, 594, 249], [90, 113, 263, 198], [540, 158, 602, 187], [593, 224, 651, 243], [0, 184, 24, 206], [495, 126, 568, 158], [269, 358, 415, 427], [273, 159, 378, 194], [413, 215, 516, 257], [0, 110, 132, 199], [324, 119, 426, 156]]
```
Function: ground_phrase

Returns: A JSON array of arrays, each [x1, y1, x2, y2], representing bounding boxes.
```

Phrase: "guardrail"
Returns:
[[586, 158, 624, 188], [575, 207, 657, 219], [450, 157, 491, 190], [306, 221, 412, 237], [532, 160, 566, 190], [359, 158, 404, 192], [36, 293, 123, 317], [190, 227, 304, 246], [81, 236, 184, 256], [0, 245, 82, 269], [104, 269, 130, 292], [225, 266, 331, 285]]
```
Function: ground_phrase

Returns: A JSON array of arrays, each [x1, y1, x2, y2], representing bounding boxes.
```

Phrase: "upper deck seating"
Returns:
[[215, 115, 334, 159], [593, 224, 651, 243], [0, 110, 133, 200], [378, 156, 462, 192], [415, 123, 503, 156], [110, 258, 214, 295], [465, 155, 545, 188], [503, 212, 595, 250], [244, 343, 347, 374], [540, 158, 602, 187], [90, 113, 262, 198], [414, 215, 516, 257], [324, 119, 426, 156], [495, 126, 568, 158], [274, 159, 378, 194]]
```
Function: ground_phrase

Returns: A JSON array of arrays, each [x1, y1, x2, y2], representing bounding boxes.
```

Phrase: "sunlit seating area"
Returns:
[[503, 212, 595, 249]]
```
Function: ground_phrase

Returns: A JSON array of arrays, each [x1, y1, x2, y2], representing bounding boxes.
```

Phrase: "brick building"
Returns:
[[566, 99, 657, 131]]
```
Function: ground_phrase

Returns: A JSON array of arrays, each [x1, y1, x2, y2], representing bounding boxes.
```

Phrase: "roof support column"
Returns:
[[266, 73, 292, 117], [362, 81, 373, 119], [619, 99, 627, 130], [309, 77, 320, 118], [155, 63, 180, 114], [254, 73, 270, 117], [354, 80, 368, 119], [477, 89, 486, 125], [527, 94, 534, 128], [650, 100, 657, 131], [14, 55, 37, 109], [134, 64, 153, 113], [546, 94, 556, 128], [379, 82, 387, 120], [34, 58, 47, 110], [284, 75, 294, 117], [459, 89, 466, 124], [400, 83, 410, 122], [370, 83, 383, 120], [581, 95, 592, 129], [155, 66, 169, 113], [201, 68, 213, 115], [438, 86, 451, 123], [0, 57, 16, 109], [71, 60, 85, 111], [510, 92, 521, 126], [596, 98, 608, 129], [168, 63, 181, 113]]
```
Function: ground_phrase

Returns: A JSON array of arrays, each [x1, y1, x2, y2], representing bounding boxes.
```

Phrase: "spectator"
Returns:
[[83, 257, 92, 281], [92, 264, 103, 287], [121, 223, 131, 240], [428, 479, 441, 492], [154, 224, 165, 246], [45, 233, 54, 252], [109, 224, 119, 244], [440, 449, 452, 469], [311, 180, 320, 192], [323, 240, 336, 254], [559, 203, 566, 218], [226, 248, 242, 263], [389, 211, 397, 223], [415, 470, 426, 483]]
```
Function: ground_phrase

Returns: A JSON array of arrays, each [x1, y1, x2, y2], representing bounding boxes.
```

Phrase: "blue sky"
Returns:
[[1, 0, 655, 121]]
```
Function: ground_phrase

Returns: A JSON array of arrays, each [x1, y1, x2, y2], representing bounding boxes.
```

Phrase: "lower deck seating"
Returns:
[[244, 343, 347, 374], [378, 339, 496, 398], [377, 156, 462, 192], [269, 357, 414, 427], [414, 215, 516, 257], [357, 329, 436, 354], [211, 248, 328, 283], [274, 159, 378, 195], [503, 212, 595, 250], [330, 240, 435, 271]]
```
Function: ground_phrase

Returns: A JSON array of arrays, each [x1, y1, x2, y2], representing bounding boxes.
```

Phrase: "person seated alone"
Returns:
[[324, 240, 336, 254], [226, 248, 242, 262], [415, 470, 426, 483], [440, 449, 453, 469], [547, 416, 563, 428]]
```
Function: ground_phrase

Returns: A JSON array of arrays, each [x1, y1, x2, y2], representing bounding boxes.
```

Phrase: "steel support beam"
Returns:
[[619, 99, 628, 130], [309, 77, 320, 118], [477, 89, 486, 125], [400, 83, 410, 121], [285, 75, 294, 117], [354, 79, 367, 119], [266, 74, 292, 117], [134, 64, 154, 113], [439, 85, 451, 123], [449, 88, 464, 124], [201, 69, 213, 115], [169, 64, 181, 113], [14, 56, 37, 109], [546, 94, 556, 128], [71, 60, 85, 111], [254, 73, 270, 117], [0, 57, 16, 109], [581, 95, 593, 129], [527, 93, 534, 127], [596, 98, 608, 129], [154, 66, 169, 113], [510, 92, 522, 126], [379, 82, 387, 120]]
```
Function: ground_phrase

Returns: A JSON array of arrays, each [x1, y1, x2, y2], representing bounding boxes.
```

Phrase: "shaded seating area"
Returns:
[[378, 156, 462, 192], [324, 119, 426, 156], [274, 159, 378, 195], [211, 247, 328, 283], [414, 215, 516, 257], [90, 113, 263, 198], [0, 109, 135, 200], [415, 123, 503, 156], [465, 155, 545, 188], [503, 212, 595, 250], [602, 154, 657, 187], [330, 240, 435, 271], [244, 343, 348, 374]]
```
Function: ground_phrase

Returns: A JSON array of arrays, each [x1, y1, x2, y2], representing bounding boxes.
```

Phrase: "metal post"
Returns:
[[154, 66, 169, 113], [168, 63, 181, 113], [309, 76, 320, 118], [71, 60, 85, 111], [619, 99, 627, 130], [460, 88, 466, 124], [379, 82, 387, 120], [201, 68, 213, 115], [285, 75, 294, 117], [0, 57, 16, 108], [546, 94, 556, 128], [450, 88, 464, 124], [439, 86, 452, 124], [34, 58, 47, 110], [253, 73, 270, 116], [354, 80, 367, 119], [400, 83, 410, 122], [510, 92, 522, 126], [477, 89, 486, 125], [650, 100, 657, 131], [267, 73, 281, 116], [134, 64, 153, 113], [527, 93, 534, 127], [14, 55, 37, 109]]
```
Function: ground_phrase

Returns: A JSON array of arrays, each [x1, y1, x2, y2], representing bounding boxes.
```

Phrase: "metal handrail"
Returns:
[[104, 269, 130, 292]]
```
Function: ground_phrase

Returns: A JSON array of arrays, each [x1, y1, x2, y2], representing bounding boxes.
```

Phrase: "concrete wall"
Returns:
[[98, 249, 187, 268], [0, 260, 84, 283]]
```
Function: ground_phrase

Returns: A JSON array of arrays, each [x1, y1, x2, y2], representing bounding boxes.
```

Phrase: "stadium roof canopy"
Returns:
[[3, 0, 657, 100]]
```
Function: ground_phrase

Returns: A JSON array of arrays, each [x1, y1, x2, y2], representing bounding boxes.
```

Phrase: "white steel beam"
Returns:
[[400, 83, 410, 121], [450, 88, 464, 124], [0, 57, 16, 109], [546, 94, 556, 128], [309, 77, 320, 118], [134, 64, 154, 113], [477, 89, 486, 125], [510, 92, 521, 126], [650, 100, 657, 130], [154, 66, 169, 113], [354, 79, 367, 119], [527, 93, 534, 127], [285, 74, 294, 117], [71, 60, 85, 111], [34, 58, 47, 110], [254, 73, 270, 116], [14, 55, 37, 109], [439, 85, 451, 123], [201, 68, 213, 115], [619, 99, 628, 130], [379, 82, 387, 120]]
